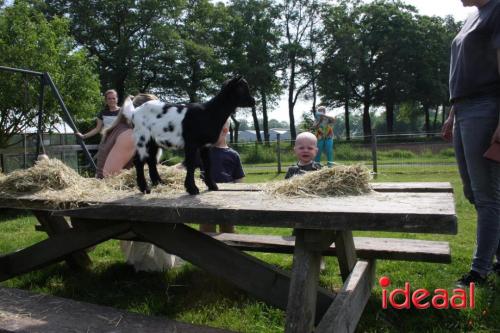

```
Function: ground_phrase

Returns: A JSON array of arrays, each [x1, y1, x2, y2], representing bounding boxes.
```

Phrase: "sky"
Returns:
[[269, 0, 475, 122]]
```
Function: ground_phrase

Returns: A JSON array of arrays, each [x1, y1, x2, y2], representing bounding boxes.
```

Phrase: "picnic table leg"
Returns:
[[315, 260, 376, 333], [32, 210, 91, 270], [131, 222, 336, 315], [285, 229, 336, 333], [335, 230, 357, 282], [0, 222, 131, 281]]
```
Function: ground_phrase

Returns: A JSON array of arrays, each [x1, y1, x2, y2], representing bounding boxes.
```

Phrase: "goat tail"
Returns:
[[121, 97, 135, 120]]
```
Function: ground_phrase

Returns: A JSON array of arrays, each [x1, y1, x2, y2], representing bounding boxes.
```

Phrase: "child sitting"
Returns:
[[285, 131, 326, 270], [199, 118, 245, 233], [285, 132, 322, 179]]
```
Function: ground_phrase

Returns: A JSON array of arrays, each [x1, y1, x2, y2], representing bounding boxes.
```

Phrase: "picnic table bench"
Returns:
[[0, 182, 457, 333]]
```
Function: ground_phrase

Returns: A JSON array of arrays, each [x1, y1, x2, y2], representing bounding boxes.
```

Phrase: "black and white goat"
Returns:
[[121, 76, 255, 195]]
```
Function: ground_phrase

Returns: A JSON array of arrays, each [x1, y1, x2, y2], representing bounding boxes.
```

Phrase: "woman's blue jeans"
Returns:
[[315, 138, 334, 166], [453, 97, 500, 276]]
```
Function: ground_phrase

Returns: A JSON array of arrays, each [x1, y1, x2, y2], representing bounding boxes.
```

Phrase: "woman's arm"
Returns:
[[76, 119, 103, 139]]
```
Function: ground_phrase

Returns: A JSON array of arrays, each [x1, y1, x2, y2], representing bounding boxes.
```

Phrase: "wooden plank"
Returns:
[[208, 234, 451, 263], [370, 182, 453, 193], [0, 286, 233, 333], [131, 222, 336, 317], [0, 196, 80, 210], [315, 260, 376, 333], [54, 190, 457, 234], [0, 222, 131, 281], [215, 182, 454, 193], [32, 210, 92, 270], [284, 230, 335, 333], [335, 231, 357, 282]]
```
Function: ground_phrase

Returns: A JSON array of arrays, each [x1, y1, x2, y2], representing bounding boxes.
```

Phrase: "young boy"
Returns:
[[200, 119, 245, 233], [285, 131, 325, 269], [285, 131, 322, 179]]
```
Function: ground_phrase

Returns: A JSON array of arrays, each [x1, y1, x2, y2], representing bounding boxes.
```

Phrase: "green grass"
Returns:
[[1, 166, 499, 332]]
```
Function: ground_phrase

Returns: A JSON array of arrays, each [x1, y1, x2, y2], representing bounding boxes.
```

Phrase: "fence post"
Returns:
[[23, 134, 27, 169], [371, 128, 378, 177], [35, 75, 45, 157], [276, 133, 282, 174]]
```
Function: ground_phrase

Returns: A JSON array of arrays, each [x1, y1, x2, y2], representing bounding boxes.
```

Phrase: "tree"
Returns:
[[227, 0, 282, 145], [281, 0, 321, 141], [0, 0, 101, 148], [373, 1, 419, 134], [319, 0, 360, 140], [39, 0, 184, 101], [412, 15, 459, 133], [166, 0, 231, 102]]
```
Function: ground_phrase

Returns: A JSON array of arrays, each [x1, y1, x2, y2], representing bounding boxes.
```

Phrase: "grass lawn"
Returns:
[[0, 166, 499, 332]]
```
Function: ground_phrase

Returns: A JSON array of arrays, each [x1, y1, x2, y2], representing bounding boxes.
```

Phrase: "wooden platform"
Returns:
[[0, 287, 233, 333]]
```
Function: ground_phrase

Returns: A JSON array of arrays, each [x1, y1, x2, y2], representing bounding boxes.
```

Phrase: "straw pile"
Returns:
[[0, 159, 372, 206], [103, 164, 193, 193], [266, 164, 372, 197], [0, 158, 200, 205], [0, 158, 86, 193]]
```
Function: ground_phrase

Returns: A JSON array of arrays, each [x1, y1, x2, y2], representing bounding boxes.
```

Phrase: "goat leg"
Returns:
[[184, 145, 200, 195], [133, 153, 151, 194], [146, 141, 163, 187], [200, 146, 218, 191]]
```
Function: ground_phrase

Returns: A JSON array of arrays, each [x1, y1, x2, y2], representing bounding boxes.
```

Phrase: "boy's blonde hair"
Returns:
[[295, 132, 317, 145]]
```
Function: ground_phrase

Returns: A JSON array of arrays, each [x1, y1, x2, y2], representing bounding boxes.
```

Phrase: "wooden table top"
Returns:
[[0, 182, 457, 234]]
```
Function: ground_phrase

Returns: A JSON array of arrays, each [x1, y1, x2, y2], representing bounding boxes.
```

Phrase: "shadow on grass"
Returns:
[[0, 208, 32, 223], [11, 261, 251, 319]]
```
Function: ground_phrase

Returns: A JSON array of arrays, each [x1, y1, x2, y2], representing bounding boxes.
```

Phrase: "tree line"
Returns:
[[0, 0, 461, 148]]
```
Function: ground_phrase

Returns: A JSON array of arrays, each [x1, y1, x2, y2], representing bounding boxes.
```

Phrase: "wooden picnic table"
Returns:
[[0, 182, 457, 333]]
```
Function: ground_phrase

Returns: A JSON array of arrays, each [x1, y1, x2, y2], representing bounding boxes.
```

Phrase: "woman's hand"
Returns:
[[441, 116, 454, 142], [75, 132, 85, 139], [491, 124, 500, 144]]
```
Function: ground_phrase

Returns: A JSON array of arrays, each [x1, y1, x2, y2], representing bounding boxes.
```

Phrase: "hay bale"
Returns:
[[0, 158, 84, 193], [266, 164, 372, 197], [0, 158, 202, 203], [104, 164, 198, 193]]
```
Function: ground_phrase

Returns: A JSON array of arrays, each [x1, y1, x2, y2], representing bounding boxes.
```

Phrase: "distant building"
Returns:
[[228, 128, 291, 142]]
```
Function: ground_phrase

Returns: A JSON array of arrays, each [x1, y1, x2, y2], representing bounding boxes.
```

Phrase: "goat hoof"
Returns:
[[187, 186, 200, 195], [140, 187, 151, 194], [208, 183, 218, 191], [151, 179, 163, 187]]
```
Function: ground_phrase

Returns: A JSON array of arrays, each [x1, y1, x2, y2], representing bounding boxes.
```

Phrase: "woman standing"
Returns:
[[442, 0, 500, 286], [76, 89, 135, 178], [313, 106, 336, 166]]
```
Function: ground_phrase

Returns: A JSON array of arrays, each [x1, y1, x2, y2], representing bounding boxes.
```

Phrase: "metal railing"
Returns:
[[0, 66, 96, 170]]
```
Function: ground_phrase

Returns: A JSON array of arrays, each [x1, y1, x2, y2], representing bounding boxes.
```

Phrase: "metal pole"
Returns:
[[0, 66, 43, 76], [371, 128, 378, 177], [35, 75, 45, 156], [44, 73, 96, 170], [277, 133, 281, 174]]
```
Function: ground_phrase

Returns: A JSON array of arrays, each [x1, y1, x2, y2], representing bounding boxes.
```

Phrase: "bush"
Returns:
[[334, 144, 372, 161], [241, 144, 277, 164], [379, 149, 416, 159], [439, 148, 456, 157]]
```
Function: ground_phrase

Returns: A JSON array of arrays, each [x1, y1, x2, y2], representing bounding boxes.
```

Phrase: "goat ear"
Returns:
[[229, 75, 243, 86]]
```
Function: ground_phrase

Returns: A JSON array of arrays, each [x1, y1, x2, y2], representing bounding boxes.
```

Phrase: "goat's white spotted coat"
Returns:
[[122, 99, 186, 160]]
